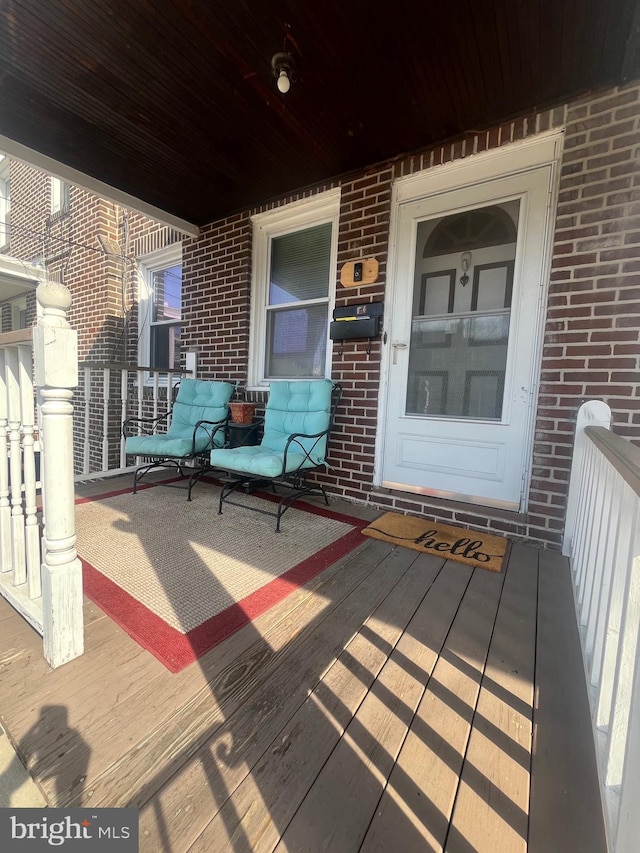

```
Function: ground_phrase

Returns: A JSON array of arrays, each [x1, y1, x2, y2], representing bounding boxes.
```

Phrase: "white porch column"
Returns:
[[33, 280, 84, 667]]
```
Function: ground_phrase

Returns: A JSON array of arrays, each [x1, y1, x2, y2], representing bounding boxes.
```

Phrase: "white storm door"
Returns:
[[381, 165, 552, 510]]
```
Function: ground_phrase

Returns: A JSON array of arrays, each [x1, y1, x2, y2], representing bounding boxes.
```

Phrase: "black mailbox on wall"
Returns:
[[330, 302, 383, 341]]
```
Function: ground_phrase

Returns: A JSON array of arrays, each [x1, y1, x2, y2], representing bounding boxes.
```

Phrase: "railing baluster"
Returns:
[[579, 451, 608, 615], [573, 441, 597, 594], [615, 580, 640, 849], [136, 369, 144, 466], [102, 366, 110, 471], [120, 368, 128, 468], [152, 370, 159, 421], [167, 371, 174, 426], [83, 365, 91, 475], [18, 343, 40, 599], [592, 475, 625, 688], [0, 351, 10, 573], [585, 463, 616, 657], [605, 527, 640, 790], [5, 347, 26, 585], [137, 370, 144, 423], [596, 492, 638, 730], [564, 398, 612, 561]]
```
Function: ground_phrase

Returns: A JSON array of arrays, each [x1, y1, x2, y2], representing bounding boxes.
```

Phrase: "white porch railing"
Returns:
[[0, 281, 83, 668], [563, 400, 640, 853], [74, 363, 194, 480]]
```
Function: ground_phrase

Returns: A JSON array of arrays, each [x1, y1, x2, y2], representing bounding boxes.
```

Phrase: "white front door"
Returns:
[[381, 163, 553, 510]]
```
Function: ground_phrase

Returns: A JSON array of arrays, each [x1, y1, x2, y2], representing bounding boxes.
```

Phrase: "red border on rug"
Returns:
[[79, 485, 367, 672]]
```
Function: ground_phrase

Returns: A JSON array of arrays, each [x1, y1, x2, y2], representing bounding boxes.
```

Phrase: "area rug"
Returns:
[[362, 512, 507, 573], [75, 482, 366, 672]]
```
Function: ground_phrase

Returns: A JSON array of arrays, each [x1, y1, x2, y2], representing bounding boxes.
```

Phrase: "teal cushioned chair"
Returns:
[[123, 378, 235, 497], [209, 379, 341, 530]]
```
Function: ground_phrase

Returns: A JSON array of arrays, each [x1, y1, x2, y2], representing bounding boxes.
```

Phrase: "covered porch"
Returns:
[[0, 2, 638, 851], [0, 473, 605, 852]]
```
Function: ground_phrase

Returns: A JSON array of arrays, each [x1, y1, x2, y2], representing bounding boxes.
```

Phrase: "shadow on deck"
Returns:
[[0, 475, 607, 852]]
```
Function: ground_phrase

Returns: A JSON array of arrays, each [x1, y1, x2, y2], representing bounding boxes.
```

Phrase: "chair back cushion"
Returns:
[[261, 380, 334, 463], [168, 379, 235, 449]]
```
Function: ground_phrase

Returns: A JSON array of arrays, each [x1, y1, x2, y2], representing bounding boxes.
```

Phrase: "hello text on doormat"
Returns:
[[362, 513, 507, 573]]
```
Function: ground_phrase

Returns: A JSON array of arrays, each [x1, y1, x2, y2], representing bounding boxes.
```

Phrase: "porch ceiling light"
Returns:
[[271, 51, 294, 94]]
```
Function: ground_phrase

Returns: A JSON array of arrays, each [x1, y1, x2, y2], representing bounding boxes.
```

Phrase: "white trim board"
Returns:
[[0, 134, 200, 238], [393, 130, 564, 204]]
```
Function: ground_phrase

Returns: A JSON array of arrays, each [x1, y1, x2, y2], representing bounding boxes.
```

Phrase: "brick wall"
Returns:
[[2, 162, 133, 361], [8, 160, 48, 261], [183, 213, 252, 385], [528, 82, 640, 545]]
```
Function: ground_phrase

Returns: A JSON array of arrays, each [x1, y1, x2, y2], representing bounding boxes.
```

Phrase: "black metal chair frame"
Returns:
[[123, 401, 231, 500], [217, 383, 341, 531]]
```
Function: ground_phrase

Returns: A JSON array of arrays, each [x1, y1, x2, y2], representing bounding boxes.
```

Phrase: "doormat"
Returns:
[[75, 481, 366, 672], [361, 512, 507, 573]]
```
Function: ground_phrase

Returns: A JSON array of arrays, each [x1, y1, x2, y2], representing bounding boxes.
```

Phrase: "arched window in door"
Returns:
[[423, 205, 517, 257]]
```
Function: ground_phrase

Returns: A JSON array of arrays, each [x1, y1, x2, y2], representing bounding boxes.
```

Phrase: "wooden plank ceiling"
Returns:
[[0, 0, 638, 227]]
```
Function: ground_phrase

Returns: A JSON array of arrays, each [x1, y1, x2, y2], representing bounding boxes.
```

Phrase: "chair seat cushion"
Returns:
[[209, 445, 317, 479], [125, 431, 221, 458]]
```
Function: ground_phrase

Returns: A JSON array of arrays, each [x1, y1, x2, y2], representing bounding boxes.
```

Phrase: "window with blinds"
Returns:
[[265, 222, 331, 378], [137, 242, 183, 379], [249, 189, 340, 386], [150, 263, 182, 370]]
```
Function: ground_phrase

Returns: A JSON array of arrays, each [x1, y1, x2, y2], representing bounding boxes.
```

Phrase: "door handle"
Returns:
[[392, 342, 407, 364]]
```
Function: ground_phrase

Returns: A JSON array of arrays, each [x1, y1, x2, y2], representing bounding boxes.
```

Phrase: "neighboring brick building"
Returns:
[[1, 79, 638, 548]]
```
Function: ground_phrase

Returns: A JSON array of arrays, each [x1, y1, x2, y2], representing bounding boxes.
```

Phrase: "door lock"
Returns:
[[392, 341, 408, 364]]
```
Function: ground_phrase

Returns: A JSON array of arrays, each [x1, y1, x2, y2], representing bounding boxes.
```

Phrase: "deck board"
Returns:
[[0, 479, 607, 852], [446, 542, 538, 853], [266, 553, 455, 853], [528, 548, 608, 853], [356, 560, 473, 852], [360, 559, 505, 853]]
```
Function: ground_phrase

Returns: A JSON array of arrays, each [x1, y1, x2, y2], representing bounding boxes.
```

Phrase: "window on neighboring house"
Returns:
[[0, 156, 10, 248], [50, 176, 70, 215], [138, 244, 182, 371], [249, 189, 340, 386], [11, 296, 27, 331]]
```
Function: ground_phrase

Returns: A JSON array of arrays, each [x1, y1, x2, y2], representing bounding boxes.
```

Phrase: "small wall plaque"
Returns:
[[340, 258, 379, 287]]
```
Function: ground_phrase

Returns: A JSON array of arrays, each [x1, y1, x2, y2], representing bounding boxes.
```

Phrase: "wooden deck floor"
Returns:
[[0, 483, 608, 852]]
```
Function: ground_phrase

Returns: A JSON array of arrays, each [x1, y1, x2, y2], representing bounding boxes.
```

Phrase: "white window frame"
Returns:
[[11, 295, 27, 331], [0, 156, 9, 248], [248, 188, 340, 388], [137, 242, 182, 376], [50, 176, 70, 215]]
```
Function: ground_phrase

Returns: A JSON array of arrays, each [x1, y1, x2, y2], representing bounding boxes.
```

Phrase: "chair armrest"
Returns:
[[282, 427, 330, 474], [122, 411, 170, 439], [191, 415, 230, 455]]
